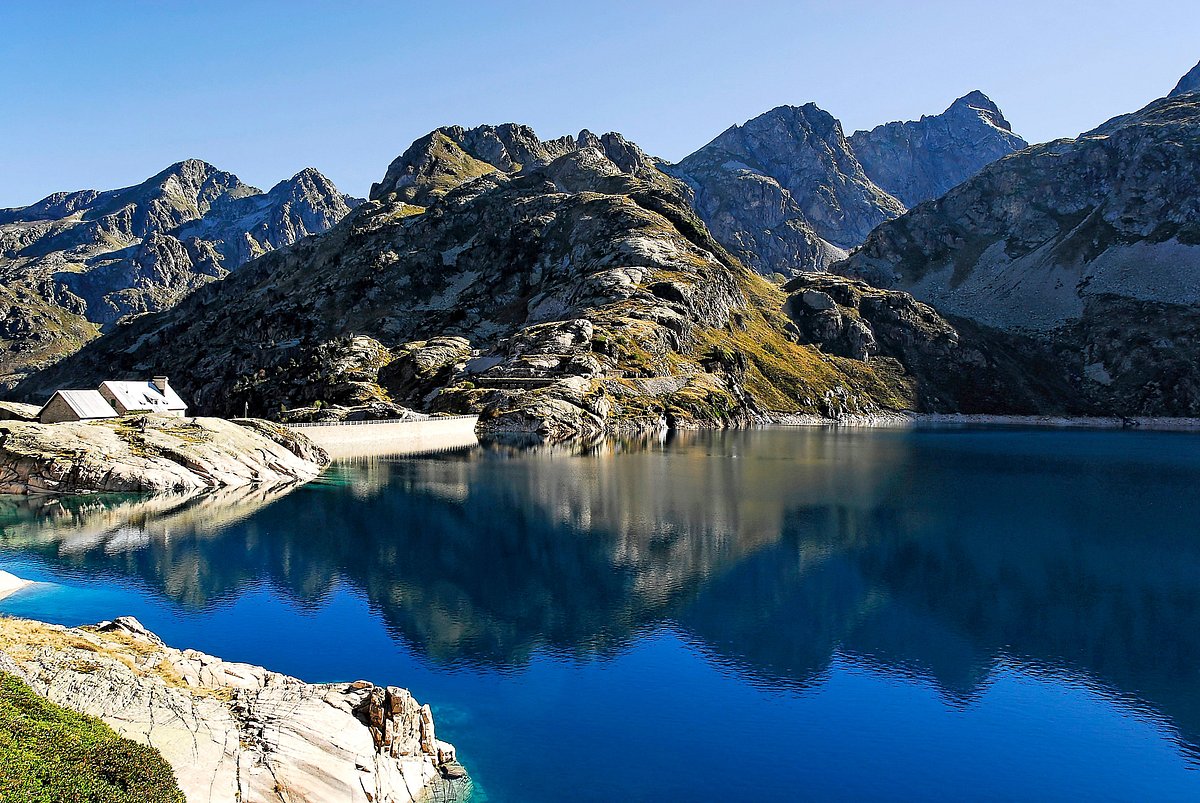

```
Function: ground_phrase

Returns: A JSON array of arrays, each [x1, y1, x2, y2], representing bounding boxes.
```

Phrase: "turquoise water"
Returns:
[[2, 427, 1200, 801]]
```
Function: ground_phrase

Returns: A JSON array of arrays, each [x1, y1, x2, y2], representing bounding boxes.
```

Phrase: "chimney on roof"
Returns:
[[152, 376, 169, 392]]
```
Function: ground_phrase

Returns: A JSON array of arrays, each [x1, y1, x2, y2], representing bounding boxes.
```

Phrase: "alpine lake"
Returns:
[[2, 426, 1199, 801]]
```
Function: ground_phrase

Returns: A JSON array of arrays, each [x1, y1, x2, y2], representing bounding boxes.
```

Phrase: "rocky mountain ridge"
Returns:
[[1171, 59, 1200, 97], [0, 160, 357, 388], [836, 64, 1200, 415], [20, 125, 1065, 437], [666, 103, 900, 276], [666, 93, 1026, 276]]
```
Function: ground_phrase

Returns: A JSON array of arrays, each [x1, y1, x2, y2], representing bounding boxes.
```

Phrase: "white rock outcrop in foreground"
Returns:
[[0, 616, 467, 803], [0, 414, 328, 494]]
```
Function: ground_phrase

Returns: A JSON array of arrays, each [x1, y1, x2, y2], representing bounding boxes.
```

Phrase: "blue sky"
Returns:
[[2, 0, 1198, 206]]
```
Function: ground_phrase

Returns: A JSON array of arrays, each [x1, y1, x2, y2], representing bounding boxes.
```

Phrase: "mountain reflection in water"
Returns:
[[3, 427, 1200, 773]]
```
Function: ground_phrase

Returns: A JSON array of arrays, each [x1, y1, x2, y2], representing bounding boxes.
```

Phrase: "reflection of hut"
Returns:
[[36, 390, 118, 424], [99, 377, 188, 417]]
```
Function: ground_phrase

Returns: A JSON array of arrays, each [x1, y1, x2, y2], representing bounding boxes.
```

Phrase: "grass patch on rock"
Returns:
[[0, 671, 185, 803]]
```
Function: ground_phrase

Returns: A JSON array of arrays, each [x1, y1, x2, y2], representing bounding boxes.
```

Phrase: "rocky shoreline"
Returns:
[[0, 613, 468, 803], [0, 414, 329, 494]]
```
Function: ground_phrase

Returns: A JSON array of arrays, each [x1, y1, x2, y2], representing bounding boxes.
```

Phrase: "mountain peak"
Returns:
[[669, 99, 900, 273], [1169, 60, 1200, 97], [953, 89, 996, 109], [370, 123, 663, 205], [274, 167, 337, 194], [946, 90, 1014, 132], [150, 158, 228, 185], [848, 91, 1025, 208]]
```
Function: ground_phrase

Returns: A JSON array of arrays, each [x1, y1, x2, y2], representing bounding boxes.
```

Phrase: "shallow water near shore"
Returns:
[[2, 427, 1200, 801]]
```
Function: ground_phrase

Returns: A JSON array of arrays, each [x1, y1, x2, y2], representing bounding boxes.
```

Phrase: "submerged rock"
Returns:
[[0, 615, 467, 803], [0, 413, 328, 494]]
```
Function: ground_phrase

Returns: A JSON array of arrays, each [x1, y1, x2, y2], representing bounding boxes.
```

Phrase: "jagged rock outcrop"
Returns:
[[0, 160, 357, 388], [836, 66, 1200, 416], [666, 104, 903, 276], [848, 91, 1027, 208], [0, 413, 328, 494], [0, 615, 466, 803], [24, 126, 1023, 437]]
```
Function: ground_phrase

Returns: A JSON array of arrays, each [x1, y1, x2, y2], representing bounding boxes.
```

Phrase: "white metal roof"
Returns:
[[99, 380, 187, 412], [48, 390, 118, 419]]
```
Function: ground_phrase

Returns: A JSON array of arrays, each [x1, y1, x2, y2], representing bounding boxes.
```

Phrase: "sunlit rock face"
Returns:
[[0, 160, 357, 387], [0, 415, 327, 494], [0, 616, 464, 803]]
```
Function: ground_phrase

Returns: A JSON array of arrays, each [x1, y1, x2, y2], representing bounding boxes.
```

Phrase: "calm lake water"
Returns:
[[2, 427, 1200, 801]]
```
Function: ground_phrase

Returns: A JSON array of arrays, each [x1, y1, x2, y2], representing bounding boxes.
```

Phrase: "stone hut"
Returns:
[[36, 390, 119, 424]]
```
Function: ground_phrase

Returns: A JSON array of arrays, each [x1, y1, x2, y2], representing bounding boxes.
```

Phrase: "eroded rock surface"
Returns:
[[0, 616, 466, 803]]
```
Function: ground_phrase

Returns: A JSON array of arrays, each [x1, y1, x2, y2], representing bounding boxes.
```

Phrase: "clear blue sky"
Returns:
[[2, 0, 1198, 206]]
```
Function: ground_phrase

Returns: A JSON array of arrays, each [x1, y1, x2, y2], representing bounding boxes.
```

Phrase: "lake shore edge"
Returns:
[[765, 412, 1200, 432]]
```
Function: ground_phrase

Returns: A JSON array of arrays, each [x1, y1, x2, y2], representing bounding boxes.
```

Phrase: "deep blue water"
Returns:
[[2, 427, 1200, 801]]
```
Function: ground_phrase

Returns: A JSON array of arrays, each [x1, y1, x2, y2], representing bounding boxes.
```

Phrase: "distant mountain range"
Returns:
[[16, 109, 1057, 435], [667, 92, 1026, 276], [13, 59, 1200, 428], [0, 160, 358, 387]]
